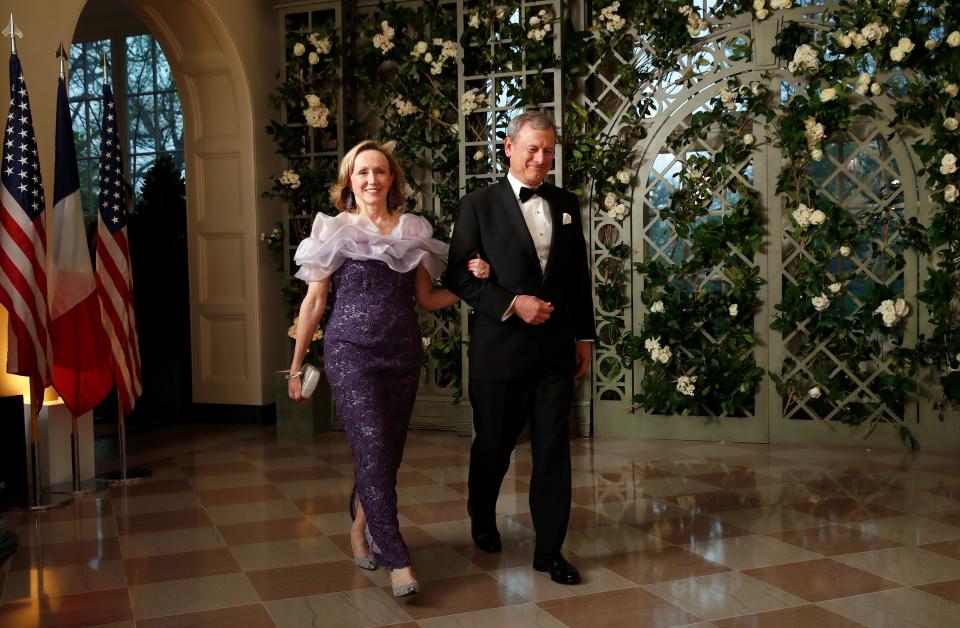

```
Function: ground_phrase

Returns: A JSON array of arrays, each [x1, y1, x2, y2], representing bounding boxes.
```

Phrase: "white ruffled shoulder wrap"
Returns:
[[294, 212, 448, 282]]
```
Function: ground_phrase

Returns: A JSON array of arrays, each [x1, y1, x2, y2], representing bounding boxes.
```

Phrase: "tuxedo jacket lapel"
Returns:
[[541, 185, 564, 283], [495, 178, 540, 270]]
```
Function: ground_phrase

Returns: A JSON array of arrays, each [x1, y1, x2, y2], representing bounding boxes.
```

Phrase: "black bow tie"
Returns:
[[518, 186, 541, 203]]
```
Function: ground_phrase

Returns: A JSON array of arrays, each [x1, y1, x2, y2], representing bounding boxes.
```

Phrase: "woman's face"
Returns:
[[350, 149, 394, 209]]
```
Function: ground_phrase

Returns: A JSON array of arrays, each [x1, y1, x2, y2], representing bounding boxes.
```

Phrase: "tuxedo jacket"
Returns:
[[445, 178, 596, 380]]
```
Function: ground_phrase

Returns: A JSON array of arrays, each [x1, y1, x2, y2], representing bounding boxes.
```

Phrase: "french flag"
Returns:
[[49, 75, 112, 415]]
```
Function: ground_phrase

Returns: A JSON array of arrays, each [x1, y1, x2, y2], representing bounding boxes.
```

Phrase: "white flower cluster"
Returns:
[[604, 192, 630, 220], [303, 94, 330, 128], [527, 9, 553, 42], [309, 33, 332, 55], [678, 6, 707, 37], [411, 39, 458, 75], [837, 22, 888, 50], [808, 385, 822, 399], [943, 82, 959, 98], [949, 31, 960, 47], [372, 21, 396, 54], [676, 375, 697, 396], [941, 153, 957, 175], [644, 337, 672, 364], [792, 203, 826, 228], [812, 294, 831, 312], [944, 184, 958, 203], [650, 300, 665, 314], [280, 169, 301, 189], [461, 89, 490, 115], [804, 117, 826, 160], [820, 87, 837, 102], [616, 169, 631, 184], [288, 316, 323, 341], [599, 2, 627, 32], [788, 44, 819, 74], [889, 37, 914, 62], [854, 72, 883, 96], [390, 96, 420, 117], [752, 0, 791, 21], [720, 86, 738, 110], [874, 298, 909, 327]]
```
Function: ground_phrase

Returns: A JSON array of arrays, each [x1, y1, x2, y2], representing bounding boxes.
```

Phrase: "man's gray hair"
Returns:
[[506, 110, 558, 141]]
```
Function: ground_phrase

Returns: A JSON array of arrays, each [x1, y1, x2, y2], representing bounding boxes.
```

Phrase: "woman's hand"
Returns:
[[287, 371, 304, 402], [467, 253, 490, 279]]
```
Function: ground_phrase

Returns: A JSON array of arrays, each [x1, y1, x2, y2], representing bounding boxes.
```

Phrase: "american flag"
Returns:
[[95, 82, 142, 413], [0, 53, 51, 412]]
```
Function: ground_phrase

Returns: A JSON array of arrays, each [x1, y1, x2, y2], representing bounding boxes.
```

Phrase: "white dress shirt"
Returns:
[[507, 172, 552, 273]]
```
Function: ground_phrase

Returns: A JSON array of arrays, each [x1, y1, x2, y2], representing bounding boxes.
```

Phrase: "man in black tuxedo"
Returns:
[[445, 110, 594, 584]]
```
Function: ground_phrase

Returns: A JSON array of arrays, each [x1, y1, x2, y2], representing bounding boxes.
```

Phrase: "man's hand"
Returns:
[[513, 295, 553, 325], [573, 340, 592, 379]]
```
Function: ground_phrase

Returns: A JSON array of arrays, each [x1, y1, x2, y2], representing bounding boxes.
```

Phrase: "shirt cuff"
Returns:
[[501, 296, 519, 321]]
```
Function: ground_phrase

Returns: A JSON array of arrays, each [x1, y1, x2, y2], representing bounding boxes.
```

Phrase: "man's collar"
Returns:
[[506, 172, 544, 200]]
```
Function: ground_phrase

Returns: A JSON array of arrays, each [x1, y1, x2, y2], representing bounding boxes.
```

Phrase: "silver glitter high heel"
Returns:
[[391, 580, 420, 597], [353, 555, 378, 570]]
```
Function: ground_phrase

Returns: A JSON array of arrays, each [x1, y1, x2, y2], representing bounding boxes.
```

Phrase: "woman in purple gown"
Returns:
[[287, 140, 488, 597]]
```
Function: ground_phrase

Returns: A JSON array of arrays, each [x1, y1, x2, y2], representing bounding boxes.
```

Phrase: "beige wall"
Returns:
[[0, 0, 285, 406]]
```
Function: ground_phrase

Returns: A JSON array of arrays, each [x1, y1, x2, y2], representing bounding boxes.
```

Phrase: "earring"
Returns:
[[345, 189, 355, 211]]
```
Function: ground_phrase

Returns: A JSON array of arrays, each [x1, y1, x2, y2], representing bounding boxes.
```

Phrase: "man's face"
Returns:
[[504, 124, 556, 187]]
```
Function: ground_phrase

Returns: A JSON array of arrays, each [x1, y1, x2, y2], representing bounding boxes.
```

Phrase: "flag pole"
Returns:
[[99, 395, 152, 485]]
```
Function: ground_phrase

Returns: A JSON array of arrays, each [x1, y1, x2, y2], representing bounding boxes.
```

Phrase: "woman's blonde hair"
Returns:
[[329, 140, 406, 212]]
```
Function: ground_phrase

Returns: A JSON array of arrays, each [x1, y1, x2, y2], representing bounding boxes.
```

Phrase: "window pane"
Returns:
[[126, 34, 155, 94], [156, 92, 182, 152], [154, 40, 176, 91], [131, 153, 156, 195], [128, 94, 158, 154]]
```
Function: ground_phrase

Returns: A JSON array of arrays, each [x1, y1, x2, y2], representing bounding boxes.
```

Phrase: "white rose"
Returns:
[[293, 42, 306, 57], [898, 37, 915, 53], [839, 245, 852, 256], [616, 169, 631, 184], [468, 13, 481, 29], [870, 82, 882, 95], [941, 153, 958, 175], [828, 282, 842, 294], [644, 337, 661, 352], [820, 87, 837, 102], [604, 192, 617, 209], [889, 47, 905, 62], [948, 31, 960, 47], [529, 15, 540, 25], [852, 33, 868, 49], [894, 298, 909, 319], [423, 52, 433, 62], [414, 41, 428, 55], [812, 294, 831, 311], [809, 209, 826, 225], [650, 300, 665, 313], [838, 35, 852, 49], [308, 51, 319, 65], [729, 303, 739, 317], [753, 0, 766, 10], [755, 8, 769, 20], [945, 184, 959, 203], [925, 39, 938, 50], [946, 83, 959, 98], [945, 118, 959, 131], [473, 149, 485, 161], [811, 148, 824, 161], [809, 386, 822, 399], [743, 133, 755, 146]]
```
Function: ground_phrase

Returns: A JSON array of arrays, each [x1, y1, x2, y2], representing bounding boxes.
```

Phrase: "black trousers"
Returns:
[[468, 372, 573, 560]]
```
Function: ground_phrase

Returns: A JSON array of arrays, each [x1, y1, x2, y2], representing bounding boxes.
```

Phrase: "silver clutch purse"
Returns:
[[301, 363, 320, 398]]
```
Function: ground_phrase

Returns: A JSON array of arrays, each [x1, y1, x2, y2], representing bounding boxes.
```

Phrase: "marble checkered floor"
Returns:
[[2, 425, 960, 627]]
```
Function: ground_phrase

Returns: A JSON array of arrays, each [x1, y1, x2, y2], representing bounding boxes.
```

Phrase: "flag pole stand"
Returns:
[[98, 397, 152, 485], [48, 414, 108, 495], [14, 403, 71, 511]]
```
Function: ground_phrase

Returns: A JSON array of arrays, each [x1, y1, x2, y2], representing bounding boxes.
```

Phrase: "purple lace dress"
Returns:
[[294, 212, 447, 569]]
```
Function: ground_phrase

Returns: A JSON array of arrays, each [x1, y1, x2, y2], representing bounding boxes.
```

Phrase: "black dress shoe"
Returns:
[[532, 554, 581, 584], [471, 530, 502, 553]]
